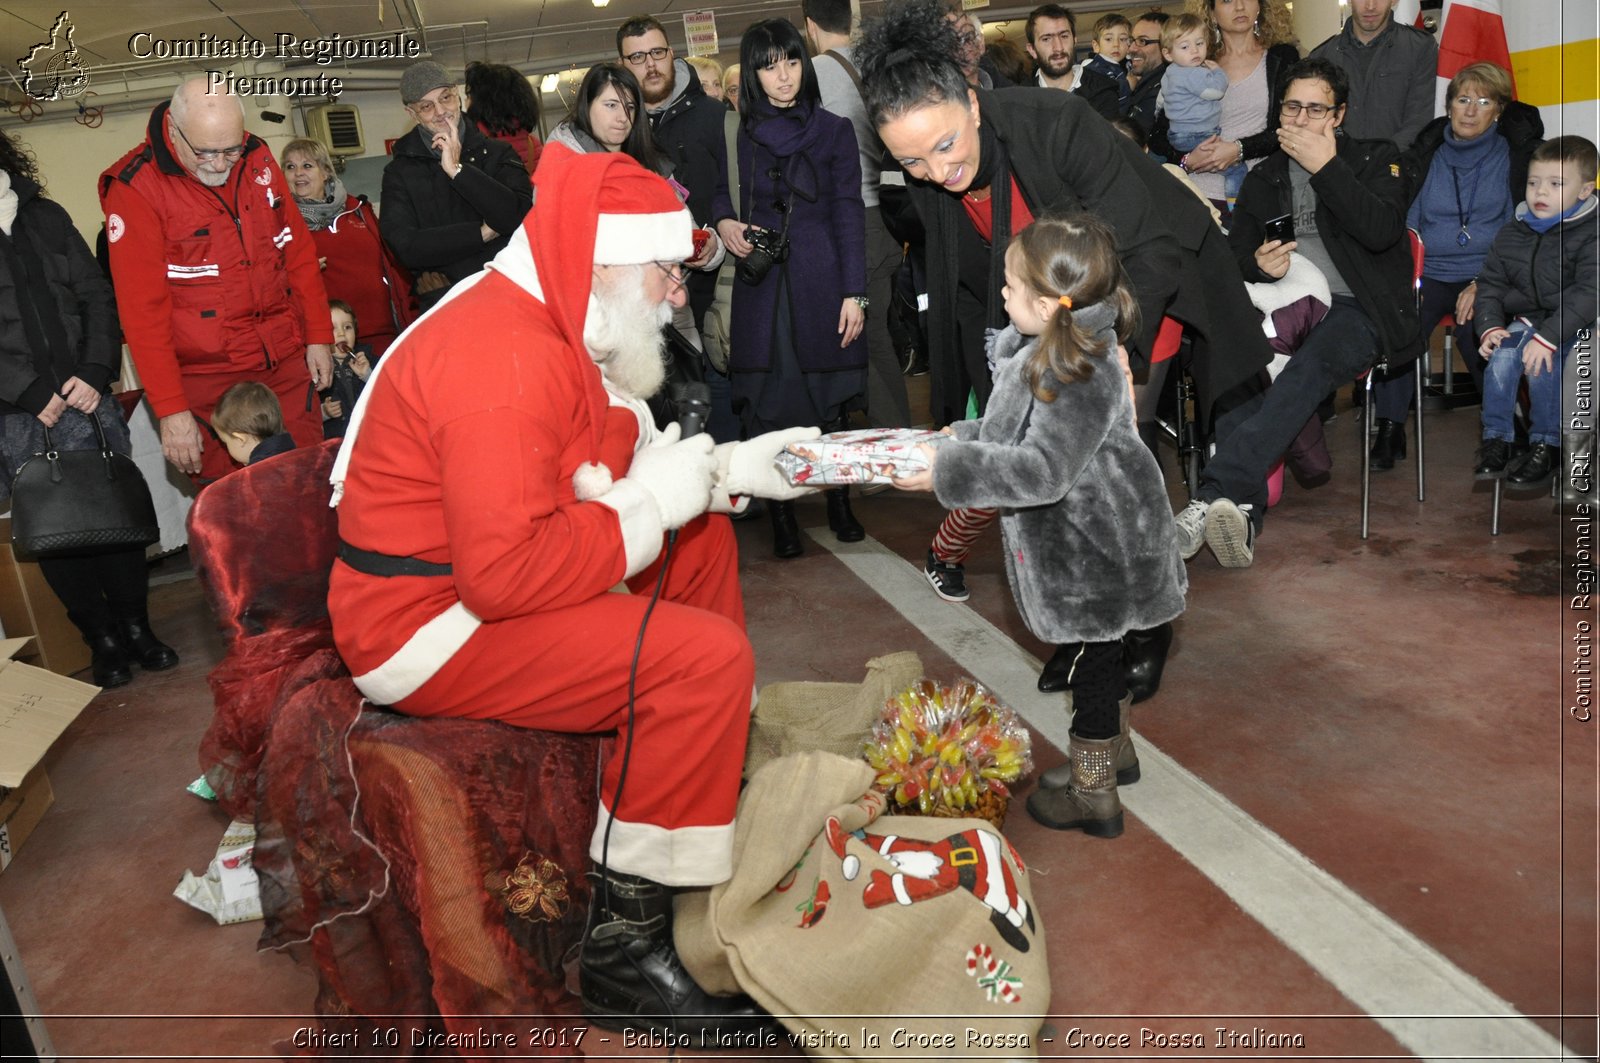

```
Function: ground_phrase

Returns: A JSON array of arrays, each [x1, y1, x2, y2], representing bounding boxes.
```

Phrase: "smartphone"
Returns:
[[1264, 214, 1295, 244]]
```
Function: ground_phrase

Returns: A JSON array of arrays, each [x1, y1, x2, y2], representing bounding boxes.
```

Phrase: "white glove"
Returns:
[[626, 422, 718, 530], [714, 426, 822, 502]]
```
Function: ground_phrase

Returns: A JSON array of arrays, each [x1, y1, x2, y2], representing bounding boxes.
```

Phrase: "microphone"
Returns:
[[671, 381, 712, 441]]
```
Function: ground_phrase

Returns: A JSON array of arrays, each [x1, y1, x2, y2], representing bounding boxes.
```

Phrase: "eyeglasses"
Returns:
[[654, 261, 687, 292], [1132, 36, 1161, 47], [173, 122, 246, 162], [1280, 100, 1340, 118], [623, 46, 670, 66], [1452, 95, 1497, 109], [410, 87, 458, 119]]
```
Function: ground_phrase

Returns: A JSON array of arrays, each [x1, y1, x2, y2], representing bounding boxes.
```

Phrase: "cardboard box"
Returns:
[[0, 636, 99, 873], [0, 516, 92, 677]]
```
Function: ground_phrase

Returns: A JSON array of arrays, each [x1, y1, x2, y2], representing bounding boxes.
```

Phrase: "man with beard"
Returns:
[[327, 146, 816, 1037], [1310, 0, 1437, 150], [100, 77, 332, 481], [1025, 5, 1082, 92], [380, 60, 533, 310], [1123, 11, 1169, 135]]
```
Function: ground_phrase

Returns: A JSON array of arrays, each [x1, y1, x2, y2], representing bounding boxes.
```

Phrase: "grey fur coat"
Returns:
[[932, 316, 1187, 644]]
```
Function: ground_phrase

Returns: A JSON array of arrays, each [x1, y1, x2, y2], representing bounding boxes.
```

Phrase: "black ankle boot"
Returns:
[[1123, 622, 1173, 704], [1037, 644, 1078, 693], [1506, 442, 1558, 486], [769, 500, 802, 559], [580, 869, 771, 1038], [115, 615, 179, 671], [825, 487, 864, 542], [1368, 418, 1405, 471], [85, 628, 133, 688]]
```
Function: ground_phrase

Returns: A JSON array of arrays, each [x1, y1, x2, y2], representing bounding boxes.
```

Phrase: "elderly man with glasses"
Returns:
[[1170, 57, 1422, 570], [380, 60, 533, 311], [99, 76, 334, 481]]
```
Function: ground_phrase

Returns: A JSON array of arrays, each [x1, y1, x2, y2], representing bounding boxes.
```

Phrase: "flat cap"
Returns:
[[400, 60, 452, 104]]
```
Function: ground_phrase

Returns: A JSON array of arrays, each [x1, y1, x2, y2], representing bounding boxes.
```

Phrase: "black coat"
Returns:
[[649, 60, 732, 321], [1124, 62, 1166, 135], [379, 120, 533, 298], [907, 88, 1271, 427], [0, 175, 119, 417], [1074, 67, 1121, 121], [1150, 43, 1299, 164], [1402, 101, 1545, 212], [1230, 136, 1423, 364]]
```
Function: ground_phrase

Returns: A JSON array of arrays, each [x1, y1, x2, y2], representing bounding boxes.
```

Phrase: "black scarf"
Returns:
[[938, 119, 1022, 332]]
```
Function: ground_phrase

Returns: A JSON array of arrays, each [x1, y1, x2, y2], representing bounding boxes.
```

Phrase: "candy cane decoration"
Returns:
[[965, 943, 1022, 1004]]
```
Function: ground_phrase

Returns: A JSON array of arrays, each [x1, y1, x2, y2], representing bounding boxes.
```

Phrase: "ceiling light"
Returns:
[[540, 73, 559, 92], [592, 0, 610, 7]]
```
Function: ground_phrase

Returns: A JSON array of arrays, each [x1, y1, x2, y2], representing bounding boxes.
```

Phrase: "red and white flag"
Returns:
[[1436, 0, 1514, 86], [1394, 0, 1423, 27]]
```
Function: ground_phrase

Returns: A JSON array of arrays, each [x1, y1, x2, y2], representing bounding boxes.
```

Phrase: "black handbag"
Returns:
[[9, 411, 160, 560]]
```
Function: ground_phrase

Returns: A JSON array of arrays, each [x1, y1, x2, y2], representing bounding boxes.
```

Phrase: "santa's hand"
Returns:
[[715, 426, 821, 501], [626, 423, 718, 529]]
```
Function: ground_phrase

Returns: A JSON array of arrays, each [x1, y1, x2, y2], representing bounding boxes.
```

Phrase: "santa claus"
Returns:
[[327, 144, 815, 1036]]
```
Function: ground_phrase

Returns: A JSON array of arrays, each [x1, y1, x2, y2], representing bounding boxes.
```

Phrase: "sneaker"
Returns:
[[925, 549, 969, 602], [1204, 499, 1255, 569], [1173, 499, 1209, 560]]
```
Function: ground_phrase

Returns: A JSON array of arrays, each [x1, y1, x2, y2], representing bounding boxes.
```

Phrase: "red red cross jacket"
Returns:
[[99, 102, 332, 418]]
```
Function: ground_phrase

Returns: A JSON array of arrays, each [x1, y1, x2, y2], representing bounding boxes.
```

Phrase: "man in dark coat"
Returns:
[[1310, 0, 1437, 150], [1123, 11, 1168, 135], [1173, 58, 1422, 569], [380, 61, 533, 310]]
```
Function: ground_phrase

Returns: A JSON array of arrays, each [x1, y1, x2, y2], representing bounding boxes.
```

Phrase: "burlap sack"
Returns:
[[745, 652, 924, 778], [676, 751, 1048, 1060]]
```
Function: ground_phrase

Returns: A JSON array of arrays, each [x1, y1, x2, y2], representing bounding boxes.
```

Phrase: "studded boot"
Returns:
[[580, 868, 771, 1038], [1038, 697, 1139, 790], [1026, 734, 1124, 837]]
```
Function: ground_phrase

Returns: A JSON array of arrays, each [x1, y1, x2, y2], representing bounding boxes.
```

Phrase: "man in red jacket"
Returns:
[[100, 77, 332, 481]]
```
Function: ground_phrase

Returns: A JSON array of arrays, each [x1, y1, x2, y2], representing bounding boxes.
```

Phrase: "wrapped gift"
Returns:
[[775, 427, 949, 486]]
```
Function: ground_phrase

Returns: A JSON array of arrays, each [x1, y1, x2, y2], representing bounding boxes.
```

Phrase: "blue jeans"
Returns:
[[1169, 127, 1247, 201], [1482, 320, 1569, 446], [1202, 296, 1382, 527], [1374, 275, 1477, 423]]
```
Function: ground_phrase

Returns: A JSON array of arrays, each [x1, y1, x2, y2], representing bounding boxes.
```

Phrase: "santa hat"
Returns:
[[519, 144, 693, 499]]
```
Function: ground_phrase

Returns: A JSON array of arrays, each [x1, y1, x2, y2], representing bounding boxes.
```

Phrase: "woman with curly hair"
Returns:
[[1156, 0, 1300, 213], [857, 0, 1271, 701], [0, 129, 177, 687], [464, 61, 544, 174]]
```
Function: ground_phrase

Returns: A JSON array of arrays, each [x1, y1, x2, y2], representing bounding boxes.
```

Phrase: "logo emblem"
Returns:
[[18, 11, 90, 102], [106, 213, 125, 243]]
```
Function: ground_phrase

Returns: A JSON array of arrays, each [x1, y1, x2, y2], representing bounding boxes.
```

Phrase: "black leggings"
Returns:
[[37, 546, 150, 637], [1059, 639, 1127, 740]]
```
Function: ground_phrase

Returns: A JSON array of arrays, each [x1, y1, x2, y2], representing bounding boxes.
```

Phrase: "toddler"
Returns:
[[322, 299, 374, 439], [1082, 14, 1133, 106], [1473, 135, 1598, 487], [1159, 14, 1244, 200], [894, 213, 1187, 839], [212, 381, 295, 467]]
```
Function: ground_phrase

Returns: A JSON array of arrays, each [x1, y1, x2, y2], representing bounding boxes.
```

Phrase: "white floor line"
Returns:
[[808, 529, 1573, 1063]]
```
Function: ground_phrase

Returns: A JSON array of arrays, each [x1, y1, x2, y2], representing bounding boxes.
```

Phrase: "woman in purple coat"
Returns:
[[714, 18, 869, 559]]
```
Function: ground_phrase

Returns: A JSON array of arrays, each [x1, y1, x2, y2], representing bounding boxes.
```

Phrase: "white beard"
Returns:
[[584, 270, 673, 401]]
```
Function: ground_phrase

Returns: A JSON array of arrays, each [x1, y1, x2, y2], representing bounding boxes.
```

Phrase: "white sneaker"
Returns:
[[1204, 499, 1256, 568], [1173, 499, 1209, 560]]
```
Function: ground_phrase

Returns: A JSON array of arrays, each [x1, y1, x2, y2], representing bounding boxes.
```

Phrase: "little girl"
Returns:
[[894, 213, 1187, 838], [321, 299, 374, 440]]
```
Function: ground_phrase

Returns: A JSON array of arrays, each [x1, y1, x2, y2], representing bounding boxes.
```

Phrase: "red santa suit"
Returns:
[[100, 101, 332, 480], [327, 147, 751, 887]]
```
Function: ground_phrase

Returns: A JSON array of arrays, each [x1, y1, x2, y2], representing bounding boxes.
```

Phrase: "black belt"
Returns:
[[338, 542, 452, 577]]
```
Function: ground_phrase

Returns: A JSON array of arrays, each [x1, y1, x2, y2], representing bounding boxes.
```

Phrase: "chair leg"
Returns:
[[1491, 477, 1502, 536], [1442, 325, 1456, 397], [1413, 352, 1426, 502], [1361, 373, 1373, 540]]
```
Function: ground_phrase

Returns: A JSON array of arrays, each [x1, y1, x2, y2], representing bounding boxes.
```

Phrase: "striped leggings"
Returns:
[[929, 506, 999, 565]]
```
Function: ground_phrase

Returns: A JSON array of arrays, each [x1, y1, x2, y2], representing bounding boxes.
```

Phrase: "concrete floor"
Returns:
[[0, 386, 1594, 1062]]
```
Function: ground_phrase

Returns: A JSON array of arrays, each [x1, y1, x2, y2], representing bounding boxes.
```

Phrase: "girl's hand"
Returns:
[[1478, 326, 1509, 358], [839, 299, 865, 347], [348, 350, 372, 380], [322, 397, 343, 419], [891, 443, 939, 492], [1455, 280, 1477, 324], [1254, 238, 1297, 279], [716, 219, 753, 258], [1522, 341, 1554, 378], [58, 375, 101, 414]]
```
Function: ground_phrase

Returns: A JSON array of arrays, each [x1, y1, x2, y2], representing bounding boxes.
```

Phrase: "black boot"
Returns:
[[769, 500, 802, 559], [1473, 438, 1511, 479], [580, 869, 771, 1038], [1037, 644, 1079, 693], [84, 628, 133, 688], [825, 487, 865, 542], [115, 615, 179, 671], [1123, 623, 1173, 704], [1506, 442, 1558, 487], [1368, 418, 1406, 471]]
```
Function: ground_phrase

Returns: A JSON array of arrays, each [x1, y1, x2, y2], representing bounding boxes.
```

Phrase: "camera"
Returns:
[[737, 225, 790, 286]]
